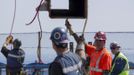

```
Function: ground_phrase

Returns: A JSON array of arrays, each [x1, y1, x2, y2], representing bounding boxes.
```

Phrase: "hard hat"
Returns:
[[50, 27, 68, 45], [13, 39, 22, 47], [110, 41, 120, 50], [94, 31, 106, 40]]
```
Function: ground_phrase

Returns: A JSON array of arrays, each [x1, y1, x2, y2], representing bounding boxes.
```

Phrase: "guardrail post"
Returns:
[[69, 42, 74, 52]]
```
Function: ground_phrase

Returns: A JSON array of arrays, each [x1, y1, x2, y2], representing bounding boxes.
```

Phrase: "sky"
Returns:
[[0, 0, 134, 33]]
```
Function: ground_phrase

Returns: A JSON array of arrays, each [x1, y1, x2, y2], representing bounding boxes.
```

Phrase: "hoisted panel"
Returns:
[[39, 0, 88, 18]]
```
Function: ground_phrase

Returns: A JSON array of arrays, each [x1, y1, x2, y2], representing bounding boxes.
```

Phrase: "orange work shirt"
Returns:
[[85, 44, 112, 75]]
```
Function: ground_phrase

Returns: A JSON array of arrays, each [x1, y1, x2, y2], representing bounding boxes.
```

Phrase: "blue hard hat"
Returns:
[[50, 27, 68, 45]]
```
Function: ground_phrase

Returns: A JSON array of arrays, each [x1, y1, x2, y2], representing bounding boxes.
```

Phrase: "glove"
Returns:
[[5, 35, 13, 44], [78, 35, 86, 44], [65, 18, 71, 29], [76, 42, 85, 50], [75, 42, 86, 59], [65, 19, 74, 35]]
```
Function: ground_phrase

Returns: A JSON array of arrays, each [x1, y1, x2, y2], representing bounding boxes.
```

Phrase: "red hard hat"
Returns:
[[94, 31, 106, 40]]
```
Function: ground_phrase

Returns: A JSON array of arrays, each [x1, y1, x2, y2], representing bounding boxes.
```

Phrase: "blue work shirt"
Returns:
[[49, 50, 83, 75]]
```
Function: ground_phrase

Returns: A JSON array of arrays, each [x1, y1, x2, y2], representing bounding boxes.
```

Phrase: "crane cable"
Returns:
[[37, 13, 43, 63], [25, 0, 44, 63], [82, 18, 88, 37], [82, 0, 88, 37], [10, 0, 17, 35], [26, 0, 44, 25], [7, 0, 17, 74]]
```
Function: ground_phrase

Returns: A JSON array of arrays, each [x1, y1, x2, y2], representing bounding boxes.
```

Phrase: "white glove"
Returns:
[[76, 42, 85, 50], [76, 42, 86, 59]]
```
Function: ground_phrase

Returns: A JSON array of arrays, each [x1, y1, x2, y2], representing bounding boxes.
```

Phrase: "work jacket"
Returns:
[[110, 52, 129, 75], [85, 44, 112, 75], [1, 46, 25, 73], [49, 51, 83, 75]]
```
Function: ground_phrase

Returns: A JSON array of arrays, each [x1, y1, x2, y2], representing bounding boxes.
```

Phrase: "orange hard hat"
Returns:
[[94, 31, 106, 40]]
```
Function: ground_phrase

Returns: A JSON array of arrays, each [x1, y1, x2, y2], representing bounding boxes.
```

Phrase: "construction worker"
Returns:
[[109, 42, 129, 75], [1, 36, 25, 75], [49, 27, 83, 75], [65, 20, 112, 75], [75, 36, 90, 75]]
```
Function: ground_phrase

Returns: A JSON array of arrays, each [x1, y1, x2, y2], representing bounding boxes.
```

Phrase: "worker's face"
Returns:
[[110, 47, 119, 55], [52, 42, 56, 51], [52, 41, 60, 54], [93, 40, 105, 50], [13, 42, 19, 49]]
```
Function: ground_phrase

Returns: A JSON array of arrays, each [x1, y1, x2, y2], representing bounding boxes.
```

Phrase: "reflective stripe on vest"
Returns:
[[120, 53, 129, 71], [8, 53, 24, 59], [63, 61, 82, 74], [90, 50, 105, 72], [90, 67, 103, 72]]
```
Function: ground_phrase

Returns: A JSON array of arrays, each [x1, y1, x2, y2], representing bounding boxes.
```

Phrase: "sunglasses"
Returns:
[[110, 47, 116, 50]]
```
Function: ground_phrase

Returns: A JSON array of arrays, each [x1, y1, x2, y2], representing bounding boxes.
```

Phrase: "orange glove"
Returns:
[[5, 35, 13, 44]]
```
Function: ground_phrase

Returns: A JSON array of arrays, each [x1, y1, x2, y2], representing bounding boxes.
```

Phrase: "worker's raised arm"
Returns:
[[1, 35, 13, 58], [65, 19, 79, 43]]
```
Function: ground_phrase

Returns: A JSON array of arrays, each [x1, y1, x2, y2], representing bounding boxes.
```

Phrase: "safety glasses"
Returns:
[[110, 47, 116, 50]]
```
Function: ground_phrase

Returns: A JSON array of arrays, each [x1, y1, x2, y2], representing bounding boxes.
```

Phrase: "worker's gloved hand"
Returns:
[[5, 35, 13, 44], [65, 19, 74, 35], [65, 18, 71, 29], [78, 35, 85, 44], [76, 42, 85, 50], [75, 41, 86, 59]]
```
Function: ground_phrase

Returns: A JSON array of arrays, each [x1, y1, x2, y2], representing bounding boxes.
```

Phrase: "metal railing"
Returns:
[[0, 63, 50, 75]]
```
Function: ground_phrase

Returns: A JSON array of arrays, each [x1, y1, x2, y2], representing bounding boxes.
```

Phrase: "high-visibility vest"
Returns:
[[89, 49, 112, 75], [90, 50, 105, 72], [85, 44, 112, 75], [110, 52, 129, 75]]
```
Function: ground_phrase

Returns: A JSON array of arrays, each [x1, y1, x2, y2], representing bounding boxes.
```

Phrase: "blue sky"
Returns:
[[0, 0, 134, 33]]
